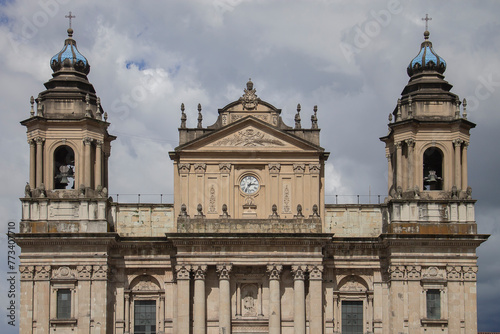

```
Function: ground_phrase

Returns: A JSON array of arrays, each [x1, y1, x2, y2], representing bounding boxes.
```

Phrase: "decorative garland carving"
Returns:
[[213, 128, 284, 147]]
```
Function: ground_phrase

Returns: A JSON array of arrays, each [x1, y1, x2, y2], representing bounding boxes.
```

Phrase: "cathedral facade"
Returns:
[[15, 26, 487, 334]]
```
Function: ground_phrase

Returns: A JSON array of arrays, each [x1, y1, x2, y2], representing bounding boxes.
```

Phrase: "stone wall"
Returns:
[[111, 203, 175, 236]]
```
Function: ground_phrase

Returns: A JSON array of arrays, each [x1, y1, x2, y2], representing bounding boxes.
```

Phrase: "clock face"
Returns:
[[240, 175, 259, 194]]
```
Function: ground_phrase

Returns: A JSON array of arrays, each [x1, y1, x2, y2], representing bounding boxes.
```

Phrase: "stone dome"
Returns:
[[50, 28, 90, 75], [407, 30, 446, 77]]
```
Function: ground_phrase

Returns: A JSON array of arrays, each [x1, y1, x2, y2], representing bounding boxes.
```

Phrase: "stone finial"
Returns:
[[408, 95, 413, 118], [196, 203, 204, 217], [36, 94, 43, 117], [294, 204, 304, 218], [462, 98, 467, 119], [30, 96, 35, 117], [295, 103, 301, 129], [96, 97, 102, 120], [38, 183, 46, 198], [396, 98, 401, 121], [455, 97, 461, 119], [77, 184, 85, 197], [466, 186, 472, 199], [104, 112, 108, 121], [179, 203, 189, 217], [85, 93, 91, 117], [197, 103, 203, 129], [220, 204, 230, 218], [269, 204, 279, 218], [451, 185, 458, 199], [180, 103, 187, 128], [24, 182, 31, 198], [311, 105, 318, 129], [388, 113, 393, 123], [240, 78, 259, 110], [311, 204, 319, 217]]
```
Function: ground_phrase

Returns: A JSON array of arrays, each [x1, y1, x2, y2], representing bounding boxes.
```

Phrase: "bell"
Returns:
[[425, 170, 438, 183], [59, 165, 70, 185]]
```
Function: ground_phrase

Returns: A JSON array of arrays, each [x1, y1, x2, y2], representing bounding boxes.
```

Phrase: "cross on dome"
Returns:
[[65, 11, 75, 29], [422, 14, 432, 31]]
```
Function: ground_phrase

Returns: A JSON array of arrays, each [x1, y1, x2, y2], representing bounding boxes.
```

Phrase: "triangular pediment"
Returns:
[[175, 116, 323, 153]]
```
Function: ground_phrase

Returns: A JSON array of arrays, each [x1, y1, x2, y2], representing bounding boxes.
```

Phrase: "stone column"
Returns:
[[159, 295, 165, 333], [267, 264, 283, 334], [35, 137, 44, 188], [308, 265, 323, 334], [29, 140, 36, 188], [124, 294, 130, 333], [95, 140, 103, 188], [292, 265, 306, 334], [193, 265, 207, 334], [83, 137, 92, 188], [175, 265, 191, 334], [395, 141, 402, 190], [217, 264, 232, 334], [453, 139, 463, 189], [405, 139, 415, 190], [386, 153, 393, 195], [462, 142, 469, 189]]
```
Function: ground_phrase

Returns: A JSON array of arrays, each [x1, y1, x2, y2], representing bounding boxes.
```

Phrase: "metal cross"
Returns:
[[422, 14, 432, 31], [65, 11, 75, 29]]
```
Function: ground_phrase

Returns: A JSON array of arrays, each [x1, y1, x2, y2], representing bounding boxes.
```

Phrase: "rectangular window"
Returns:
[[426, 289, 441, 319], [342, 300, 363, 334], [56, 289, 71, 319], [134, 300, 156, 334]]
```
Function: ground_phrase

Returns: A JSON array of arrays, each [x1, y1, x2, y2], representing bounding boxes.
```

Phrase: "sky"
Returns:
[[0, 0, 499, 332]]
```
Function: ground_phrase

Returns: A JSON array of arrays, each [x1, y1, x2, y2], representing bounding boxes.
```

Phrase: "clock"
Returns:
[[240, 175, 259, 194]]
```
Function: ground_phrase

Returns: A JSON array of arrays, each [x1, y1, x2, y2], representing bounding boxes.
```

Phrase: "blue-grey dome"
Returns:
[[407, 31, 446, 77], [50, 28, 90, 75]]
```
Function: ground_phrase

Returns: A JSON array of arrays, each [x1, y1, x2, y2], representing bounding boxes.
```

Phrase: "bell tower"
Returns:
[[381, 29, 474, 200], [20, 27, 115, 233]]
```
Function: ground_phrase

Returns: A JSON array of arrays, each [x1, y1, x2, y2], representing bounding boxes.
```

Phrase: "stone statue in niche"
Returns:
[[241, 284, 258, 317]]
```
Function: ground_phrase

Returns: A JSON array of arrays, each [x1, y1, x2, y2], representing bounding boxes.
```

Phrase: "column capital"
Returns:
[[34, 137, 45, 144], [307, 265, 323, 280], [28, 139, 36, 146], [216, 263, 232, 280], [20, 265, 34, 280], [394, 141, 402, 149], [308, 163, 321, 174], [83, 137, 93, 145], [266, 264, 283, 280], [219, 163, 231, 173], [269, 163, 281, 174], [95, 140, 103, 147], [291, 265, 306, 280], [194, 163, 207, 173], [293, 163, 306, 173], [453, 139, 464, 147], [463, 141, 469, 148], [34, 265, 51, 280], [178, 163, 191, 174], [405, 138, 415, 148], [175, 264, 192, 280], [193, 265, 208, 280]]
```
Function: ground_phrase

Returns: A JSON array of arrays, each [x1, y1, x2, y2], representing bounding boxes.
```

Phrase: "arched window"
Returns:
[[423, 147, 443, 190], [54, 145, 75, 189]]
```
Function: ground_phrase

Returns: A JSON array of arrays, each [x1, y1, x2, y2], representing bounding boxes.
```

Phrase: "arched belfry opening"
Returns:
[[54, 145, 75, 189], [423, 147, 443, 190]]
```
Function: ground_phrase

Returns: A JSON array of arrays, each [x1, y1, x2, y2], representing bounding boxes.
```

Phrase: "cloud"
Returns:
[[0, 0, 499, 332]]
